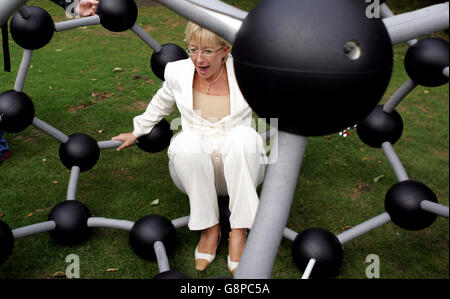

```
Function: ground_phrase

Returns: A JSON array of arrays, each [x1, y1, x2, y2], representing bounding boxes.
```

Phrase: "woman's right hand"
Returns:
[[112, 132, 137, 151]]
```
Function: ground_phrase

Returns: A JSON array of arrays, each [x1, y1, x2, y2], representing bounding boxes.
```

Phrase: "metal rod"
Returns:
[[185, 0, 248, 20], [420, 200, 449, 218], [98, 140, 125, 150], [131, 24, 162, 53], [18, 4, 30, 19], [154, 0, 242, 44], [383, 2, 449, 45], [171, 216, 189, 229], [12, 221, 56, 239], [383, 79, 418, 114], [301, 258, 316, 279], [0, 0, 27, 26], [283, 227, 298, 242], [235, 131, 308, 278], [67, 166, 80, 201], [32, 117, 69, 143], [154, 241, 170, 273], [381, 142, 409, 182], [54, 15, 101, 32], [336, 212, 392, 245], [87, 217, 135, 231], [380, 3, 418, 47], [14, 49, 32, 92], [443, 66, 449, 79]]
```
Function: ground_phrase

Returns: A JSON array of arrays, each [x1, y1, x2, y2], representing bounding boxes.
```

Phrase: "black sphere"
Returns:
[[292, 227, 343, 278], [385, 180, 438, 231], [136, 119, 173, 153], [0, 90, 35, 133], [10, 6, 54, 50], [129, 215, 177, 261], [97, 0, 138, 32], [404, 38, 449, 87], [48, 201, 92, 245], [0, 220, 14, 266], [153, 270, 190, 279], [357, 105, 403, 148], [151, 43, 189, 81], [232, 0, 393, 136], [59, 133, 100, 172]]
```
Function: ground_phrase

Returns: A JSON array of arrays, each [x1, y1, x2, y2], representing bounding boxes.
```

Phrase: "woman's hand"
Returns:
[[112, 132, 137, 151], [76, 0, 99, 17]]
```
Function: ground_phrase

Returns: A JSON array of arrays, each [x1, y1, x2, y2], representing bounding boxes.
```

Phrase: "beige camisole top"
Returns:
[[193, 89, 231, 123]]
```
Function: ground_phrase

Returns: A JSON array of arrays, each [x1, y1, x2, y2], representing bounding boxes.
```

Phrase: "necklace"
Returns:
[[204, 66, 224, 95]]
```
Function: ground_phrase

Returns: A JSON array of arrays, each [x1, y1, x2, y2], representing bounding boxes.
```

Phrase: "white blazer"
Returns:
[[132, 55, 254, 148]]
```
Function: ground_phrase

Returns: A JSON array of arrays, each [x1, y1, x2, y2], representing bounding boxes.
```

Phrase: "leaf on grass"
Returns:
[[107, 268, 119, 272], [91, 91, 114, 100], [0, 211, 4, 217], [52, 271, 66, 278], [113, 67, 123, 73], [151, 199, 160, 206], [53, 181, 59, 184], [373, 175, 384, 183], [25, 213, 33, 218], [97, 129, 104, 134], [341, 226, 352, 232]]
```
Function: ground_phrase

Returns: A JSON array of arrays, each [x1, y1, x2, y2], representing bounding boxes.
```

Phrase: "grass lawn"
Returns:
[[0, 0, 448, 279]]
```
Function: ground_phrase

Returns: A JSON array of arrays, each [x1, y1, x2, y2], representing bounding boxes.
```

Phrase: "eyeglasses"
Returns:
[[186, 47, 224, 56]]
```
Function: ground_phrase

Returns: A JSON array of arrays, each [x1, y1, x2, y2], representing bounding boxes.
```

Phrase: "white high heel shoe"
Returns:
[[195, 233, 221, 271], [227, 230, 248, 275], [227, 255, 239, 275]]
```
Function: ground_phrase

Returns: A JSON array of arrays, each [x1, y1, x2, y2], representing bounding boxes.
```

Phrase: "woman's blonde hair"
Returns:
[[185, 21, 231, 56]]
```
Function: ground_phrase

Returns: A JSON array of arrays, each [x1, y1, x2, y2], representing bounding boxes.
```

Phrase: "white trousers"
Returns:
[[168, 125, 268, 231]]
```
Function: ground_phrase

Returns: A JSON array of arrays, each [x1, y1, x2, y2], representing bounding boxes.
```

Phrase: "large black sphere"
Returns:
[[129, 215, 176, 260], [151, 43, 189, 81], [292, 228, 343, 278], [153, 270, 190, 279], [136, 119, 173, 153], [357, 105, 403, 148], [48, 201, 92, 245], [10, 6, 54, 50], [232, 0, 393, 136], [404, 38, 449, 87], [0, 90, 35, 133], [385, 180, 438, 231], [59, 133, 100, 172], [0, 220, 14, 266], [97, 0, 138, 32]]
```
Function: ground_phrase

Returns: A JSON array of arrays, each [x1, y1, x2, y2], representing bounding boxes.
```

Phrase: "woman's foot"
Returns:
[[195, 224, 221, 271], [227, 228, 248, 275]]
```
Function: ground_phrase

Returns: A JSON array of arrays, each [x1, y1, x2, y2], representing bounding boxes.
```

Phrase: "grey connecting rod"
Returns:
[[154, 0, 243, 44], [383, 2, 449, 45], [0, 0, 27, 26], [235, 131, 308, 278]]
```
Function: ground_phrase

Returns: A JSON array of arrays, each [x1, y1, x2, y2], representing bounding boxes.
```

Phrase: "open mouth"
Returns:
[[198, 65, 209, 72]]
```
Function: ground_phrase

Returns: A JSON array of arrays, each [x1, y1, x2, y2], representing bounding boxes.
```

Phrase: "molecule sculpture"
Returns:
[[0, 0, 449, 279]]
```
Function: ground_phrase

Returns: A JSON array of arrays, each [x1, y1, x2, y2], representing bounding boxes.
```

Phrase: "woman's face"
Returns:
[[188, 40, 229, 81]]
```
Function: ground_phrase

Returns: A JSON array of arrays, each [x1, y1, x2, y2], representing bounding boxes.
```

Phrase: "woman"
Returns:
[[112, 22, 267, 275]]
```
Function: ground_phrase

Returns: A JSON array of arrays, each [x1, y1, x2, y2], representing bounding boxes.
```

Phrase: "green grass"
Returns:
[[0, 0, 448, 279]]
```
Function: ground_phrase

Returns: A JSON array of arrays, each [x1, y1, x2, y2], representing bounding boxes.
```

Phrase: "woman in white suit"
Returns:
[[112, 22, 267, 275]]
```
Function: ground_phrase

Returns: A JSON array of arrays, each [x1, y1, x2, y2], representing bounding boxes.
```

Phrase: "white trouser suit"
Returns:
[[168, 126, 267, 230], [132, 56, 268, 231]]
